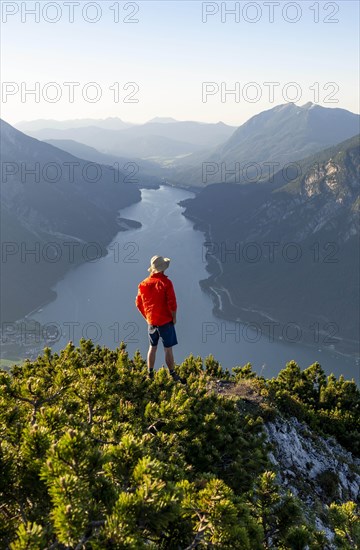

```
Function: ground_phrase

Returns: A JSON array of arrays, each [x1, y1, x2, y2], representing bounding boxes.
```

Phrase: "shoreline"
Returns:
[[203, 279, 359, 363], [182, 211, 360, 362], [1, 192, 149, 363], [7, 182, 153, 327]]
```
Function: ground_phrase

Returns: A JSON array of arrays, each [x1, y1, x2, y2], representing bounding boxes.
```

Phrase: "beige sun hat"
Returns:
[[148, 255, 171, 273]]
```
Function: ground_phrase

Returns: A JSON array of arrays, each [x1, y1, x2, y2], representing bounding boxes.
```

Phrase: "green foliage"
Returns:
[[248, 471, 306, 549], [267, 361, 360, 455], [180, 477, 263, 549], [9, 522, 46, 550], [233, 362, 258, 381], [1, 341, 357, 548], [328, 501, 360, 549], [0, 339, 268, 548], [248, 471, 330, 550], [316, 470, 340, 503], [204, 354, 228, 379], [283, 525, 312, 550]]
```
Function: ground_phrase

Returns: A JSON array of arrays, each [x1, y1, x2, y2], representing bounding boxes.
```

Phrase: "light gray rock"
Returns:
[[263, 415, 360, 547]]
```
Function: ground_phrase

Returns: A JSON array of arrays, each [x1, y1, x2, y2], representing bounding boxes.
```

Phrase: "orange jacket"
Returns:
[[135, 272, 177, 326]]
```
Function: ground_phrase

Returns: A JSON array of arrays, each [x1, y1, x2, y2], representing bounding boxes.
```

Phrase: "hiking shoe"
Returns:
[[169, 370, 186, 384], [147, 369, 154, 380]]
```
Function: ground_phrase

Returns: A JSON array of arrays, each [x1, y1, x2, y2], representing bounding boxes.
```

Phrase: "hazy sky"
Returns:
[[1, 0, 359, 126]]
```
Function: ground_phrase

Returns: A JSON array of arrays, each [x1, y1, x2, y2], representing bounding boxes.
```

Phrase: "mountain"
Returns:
[[0, 119, 142, 322], [18, 126, 199, 161], [170, 103, 360, 186], [15, 117, 133, 132], [18, 120, 237, 163], [147, 117, 179, 124], [179, 134, 360, 354], [43, 138, 134, 165], [43, 138, 166, 183], [103, 119, 237, 150]]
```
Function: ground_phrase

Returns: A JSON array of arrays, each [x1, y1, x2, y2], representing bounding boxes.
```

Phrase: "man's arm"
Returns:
[[166, 280, 177, 324], [135, 290, 147, 321]]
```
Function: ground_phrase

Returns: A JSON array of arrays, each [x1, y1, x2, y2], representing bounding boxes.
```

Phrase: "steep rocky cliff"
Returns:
[[265, 416, 360, 548]]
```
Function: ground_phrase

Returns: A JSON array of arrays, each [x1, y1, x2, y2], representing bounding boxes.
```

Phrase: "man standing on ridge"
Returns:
[[135, 255, 184, 382]]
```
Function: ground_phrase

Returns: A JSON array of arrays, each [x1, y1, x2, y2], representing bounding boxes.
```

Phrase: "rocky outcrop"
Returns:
[[264, 415, 360, 547]]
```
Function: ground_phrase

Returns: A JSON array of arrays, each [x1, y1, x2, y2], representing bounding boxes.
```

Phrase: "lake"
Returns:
[[30, 185, 359, 382]]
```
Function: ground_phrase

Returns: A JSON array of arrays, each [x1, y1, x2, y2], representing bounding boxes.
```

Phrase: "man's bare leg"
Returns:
[[147, 345, 157, 371], [164, 347, 184, 383], [164, 346, 175, 372]]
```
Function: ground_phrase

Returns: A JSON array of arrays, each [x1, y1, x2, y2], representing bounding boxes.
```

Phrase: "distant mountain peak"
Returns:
[[273, 102, 297, 111], [14, 117, 134, 132], [185, 102, 360, 186], [302, 101, 316, 110], [273, 102, 319, 113], [147, 117, 178, 124]]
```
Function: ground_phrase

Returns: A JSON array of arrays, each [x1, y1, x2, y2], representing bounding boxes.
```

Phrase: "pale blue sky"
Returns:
[[1, 0, 359, 125]]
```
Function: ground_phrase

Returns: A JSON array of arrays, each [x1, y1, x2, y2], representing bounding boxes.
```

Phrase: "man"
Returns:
[[135, 255, 184, 382]]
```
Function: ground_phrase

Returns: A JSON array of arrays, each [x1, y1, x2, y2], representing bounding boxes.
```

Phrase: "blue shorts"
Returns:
[[148, 321, 178, 348]]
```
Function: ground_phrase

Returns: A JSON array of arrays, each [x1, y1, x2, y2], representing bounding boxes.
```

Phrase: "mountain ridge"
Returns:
[[16, 119, 237, 162], [179, 134, 360, 354], [0, 119, 143, 322], [169, 103, 360, 186]]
